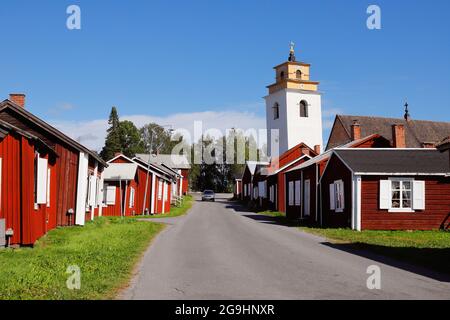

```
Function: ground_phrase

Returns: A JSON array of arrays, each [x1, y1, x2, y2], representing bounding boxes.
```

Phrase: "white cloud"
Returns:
[[50, 110, 266, 152], [50, 107, 342, 152]]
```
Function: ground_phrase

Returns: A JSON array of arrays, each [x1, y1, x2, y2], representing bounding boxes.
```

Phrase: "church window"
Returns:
[[296, 70, 302, 79], [273, 103, 279, 119], [300, 100, 308, 117], [279, 71, 285, 80]]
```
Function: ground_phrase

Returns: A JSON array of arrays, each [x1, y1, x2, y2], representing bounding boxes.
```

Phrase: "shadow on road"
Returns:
[[226, 200, 450, 282], [322, 242, 450, 282]]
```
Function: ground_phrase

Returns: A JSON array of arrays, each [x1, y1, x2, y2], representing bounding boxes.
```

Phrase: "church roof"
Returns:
[[327, 114, 450, 150]]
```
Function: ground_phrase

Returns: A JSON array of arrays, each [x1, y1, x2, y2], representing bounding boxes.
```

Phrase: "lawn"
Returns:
[[0, 217, 164, 300], [135, 195, 193, 219], [300, 227, 450, 274]]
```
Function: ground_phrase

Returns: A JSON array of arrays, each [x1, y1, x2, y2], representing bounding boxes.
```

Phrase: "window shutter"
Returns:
[[288, 181, 294, 206], [106, 186, 116, 205], [36, 157, 48, 204], [295, 180, 301, 206], [329, 183, 335, 210], [129, 187, 135, 208], [379, 180, 391, 209], [88, 176, 97, 206], [46, 168, 51, 207], [413, 180, 425, 210], [304, 180, 311, 216], [339, 180, 345, 210]]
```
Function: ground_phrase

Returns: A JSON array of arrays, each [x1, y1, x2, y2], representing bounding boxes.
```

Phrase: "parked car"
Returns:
[[202, 190, 215, 202]]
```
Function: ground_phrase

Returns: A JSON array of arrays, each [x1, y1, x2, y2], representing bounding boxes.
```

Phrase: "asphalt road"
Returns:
[[121, 193, 450, 300]]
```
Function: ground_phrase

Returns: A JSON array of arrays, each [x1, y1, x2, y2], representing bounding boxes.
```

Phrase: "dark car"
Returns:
[[202, 190, 215, 202]]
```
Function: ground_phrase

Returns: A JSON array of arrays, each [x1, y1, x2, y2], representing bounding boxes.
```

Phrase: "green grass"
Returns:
[[300, 227, 450, 274], [134, 195, 193, 219], [256, 210, 286, 218], [0, 217, 164, 300]]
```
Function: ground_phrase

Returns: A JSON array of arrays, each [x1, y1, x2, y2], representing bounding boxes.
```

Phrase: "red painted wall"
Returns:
[[361, 176, 450, 230]]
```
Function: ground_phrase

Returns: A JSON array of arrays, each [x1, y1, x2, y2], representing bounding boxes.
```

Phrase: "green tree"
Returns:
[[100, 106, 122, 160], [119, 120, 145, 158], [140, 123, 178, 154]]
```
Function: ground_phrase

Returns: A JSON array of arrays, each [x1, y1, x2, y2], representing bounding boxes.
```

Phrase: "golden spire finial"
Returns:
[[288, 41, 296, 62]]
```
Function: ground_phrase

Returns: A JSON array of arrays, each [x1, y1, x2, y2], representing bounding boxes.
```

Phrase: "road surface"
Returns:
[[121, 193, 450, 299]]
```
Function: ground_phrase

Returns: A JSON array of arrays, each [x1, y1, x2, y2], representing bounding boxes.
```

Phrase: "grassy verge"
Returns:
[[300, 227, 450, 274], [135, 195, 193, 219], [0, 217, 164, 300], [256, 210, 286, 218]]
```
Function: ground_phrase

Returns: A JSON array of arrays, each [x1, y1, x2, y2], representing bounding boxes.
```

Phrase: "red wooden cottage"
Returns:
[[135, 153, 190, 197], [103, 154, 176, 216], [320, 148, 450, 231], [250, 142, 317, 212], [284, 134, 391, 223], [0, 94, 107, 246]]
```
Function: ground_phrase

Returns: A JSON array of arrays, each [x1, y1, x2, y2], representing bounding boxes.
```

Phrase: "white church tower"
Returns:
[[265, 43, 323, 157]]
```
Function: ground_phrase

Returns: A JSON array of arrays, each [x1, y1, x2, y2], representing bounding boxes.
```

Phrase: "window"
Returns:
[[288, 181, 294, 206], [273, 103, 279, 120], [380, 179, 425, 212], [296, 70, 302, 79], [129, 187, 135, 208], [329, 180, 344, 212], [279, 71, 285, 80], [258, 181, 266, 198], [35, 155, 48, 205], [300, 100, 308, 117], [294, 180, 301, 206], [105, 185, 116, 205]]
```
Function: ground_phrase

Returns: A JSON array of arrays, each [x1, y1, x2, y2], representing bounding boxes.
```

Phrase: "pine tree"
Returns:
[[100, 106, 122, 160]]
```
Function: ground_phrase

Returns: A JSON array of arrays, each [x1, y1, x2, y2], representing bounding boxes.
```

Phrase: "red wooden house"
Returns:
[[320, 149, 450, 231], [284, 134, 391, 223], [256, 142, 316, 212], [0, 94, 106, 246], [103, 154, 176, 216], [135, 154, 190, 197]]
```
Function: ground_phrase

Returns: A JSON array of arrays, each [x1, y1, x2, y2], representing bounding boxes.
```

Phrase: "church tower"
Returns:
[[265, 43, 323, 157]]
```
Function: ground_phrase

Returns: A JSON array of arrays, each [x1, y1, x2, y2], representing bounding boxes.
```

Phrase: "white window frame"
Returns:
[[35, 156, 48, 205], [383, 178, 422, 213], [105, 185, 116, 205]]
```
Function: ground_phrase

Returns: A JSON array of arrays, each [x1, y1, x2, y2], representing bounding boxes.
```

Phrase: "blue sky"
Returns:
[[0, 0, 449, 150]]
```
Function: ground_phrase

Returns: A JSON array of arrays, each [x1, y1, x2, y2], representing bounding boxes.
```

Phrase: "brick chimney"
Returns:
[[392, 124, 406, 148], [9, 93, 25, 108], [351, 120, 361, 141], [314, 145, 321, 155]]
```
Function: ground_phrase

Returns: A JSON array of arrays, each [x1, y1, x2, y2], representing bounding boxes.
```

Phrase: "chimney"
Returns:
[[9, 93, 25, 108], [114, 152, 122, 157], [351, 120, 361, 141], [392, 124, 406, 148], [314, 145, 321, 155]]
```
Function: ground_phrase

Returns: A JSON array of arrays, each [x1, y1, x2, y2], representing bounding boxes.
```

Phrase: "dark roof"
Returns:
[[0, 100, 106, 166], [328, 115, 450, 150], [334, 149, 450, 174], [0, 119, 58, 156]]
